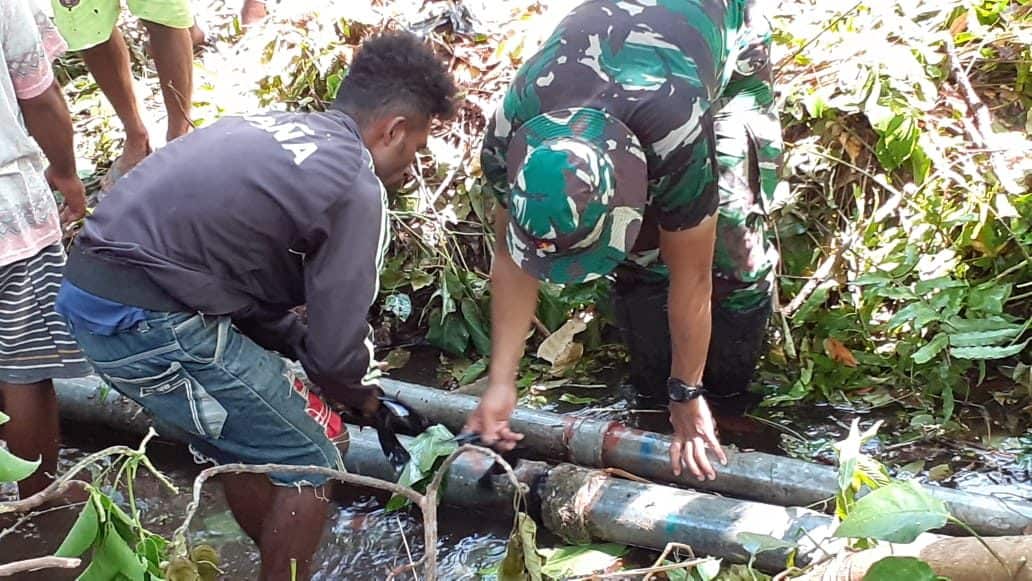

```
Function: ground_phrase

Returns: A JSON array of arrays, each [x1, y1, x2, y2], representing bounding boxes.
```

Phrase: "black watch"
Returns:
[[667, 377, 707, 403]]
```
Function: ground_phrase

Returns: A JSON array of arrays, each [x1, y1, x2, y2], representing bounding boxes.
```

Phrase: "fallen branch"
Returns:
[[388, 444, 526, 581], [782, 155, 904, 317], [0, 556, 81, 577], [943, 36, 1024, 194], [171, 444, 521, 581]]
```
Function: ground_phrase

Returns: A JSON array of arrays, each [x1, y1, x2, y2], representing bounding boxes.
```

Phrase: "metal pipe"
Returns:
[[54, 376, 152, 435], [341, 425, 848, 570], [380, 378, 1032, 537], [53, 378, 963, 571]]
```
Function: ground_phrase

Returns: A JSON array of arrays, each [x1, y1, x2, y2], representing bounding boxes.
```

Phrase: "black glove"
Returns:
[[372, 395, 430, 470]]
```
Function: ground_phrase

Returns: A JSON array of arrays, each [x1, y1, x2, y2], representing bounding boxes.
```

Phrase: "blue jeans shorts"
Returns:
[[68, 311, 346, 486]]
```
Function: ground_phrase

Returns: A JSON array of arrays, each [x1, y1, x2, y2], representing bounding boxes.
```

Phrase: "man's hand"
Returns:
[[669, 397, 727, 480], [463, 384, 524, 451], [46, 166, 86, 228]]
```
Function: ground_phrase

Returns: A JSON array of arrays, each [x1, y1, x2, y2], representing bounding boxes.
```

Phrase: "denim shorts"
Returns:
[[67, 311, 346, 486]]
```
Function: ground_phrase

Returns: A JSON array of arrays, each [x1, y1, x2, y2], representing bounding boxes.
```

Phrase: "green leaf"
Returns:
[[792, 282, 834, 324], [834, 480, 949, 542], [950, 340, 1029, 360], [426, 311, 470, 355], [461, 299, 492, 357], [911, 333, 948, 364], [55, 498, 100, 558], [967, 282, 1012, 314], [498, 513, 543, 581], [387, 424, 457, 511], [874, 113, 919, 170], [0, 447, 40, 484], [690, 558, 722, 581], [914, 277, 965, 295], [459, 358, 489, 385], [940, 386, 955, 424], [944, 317, 1020, 333], [737, 532, 797, 556], [948, 328, 1021, 347], [540, 543, 626, 578], [887, 303, 939, 331], [0, 411, 8, 425], [95, 523, 147, 581], [862, 557, 939, 581]]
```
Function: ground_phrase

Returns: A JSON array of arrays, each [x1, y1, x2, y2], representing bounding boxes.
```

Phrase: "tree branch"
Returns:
[[0, 556, 81, 577]]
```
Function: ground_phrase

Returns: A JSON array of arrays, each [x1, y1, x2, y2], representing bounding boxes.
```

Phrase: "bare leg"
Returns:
[[140, 20, 194, 142], [222, 473, 331, 580], [221, 472, 275, 543], [80, 29, 151, 188], [1, 381, 60, 498], [241, 0, 268, 26], [259, 485, 330, 580]]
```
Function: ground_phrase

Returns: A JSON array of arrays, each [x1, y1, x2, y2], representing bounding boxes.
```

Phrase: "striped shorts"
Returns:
[[0, 244, 92, 384]]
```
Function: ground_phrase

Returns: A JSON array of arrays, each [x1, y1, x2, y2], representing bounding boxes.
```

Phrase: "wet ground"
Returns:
[[2, 352, 1029, 579]]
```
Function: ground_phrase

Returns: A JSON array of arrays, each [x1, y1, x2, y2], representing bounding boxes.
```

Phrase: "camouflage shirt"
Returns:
[[484, 0, 752, 256]]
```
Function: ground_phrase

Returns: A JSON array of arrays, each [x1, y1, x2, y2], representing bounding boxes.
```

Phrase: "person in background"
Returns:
[[49, 0, 195, 190], [464, 0, 783, 482], [0, 0, 90, 499], [56, 32, 456, 580]]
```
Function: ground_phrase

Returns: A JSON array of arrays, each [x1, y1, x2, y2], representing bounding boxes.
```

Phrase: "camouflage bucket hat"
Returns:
[[505, 108, 647, 284]]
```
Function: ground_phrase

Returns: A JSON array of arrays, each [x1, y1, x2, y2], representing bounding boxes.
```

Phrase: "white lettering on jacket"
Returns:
[[244, 115, 319, 166]]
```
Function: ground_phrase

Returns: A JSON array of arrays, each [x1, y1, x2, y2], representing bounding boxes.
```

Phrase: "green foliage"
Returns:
[[766, 0, 1031, 413], [50, 431, 187, 580], [863, 557, 945, 581], [386, 424, 458, 511], [0, 412, 41, 484], [834, 480, 950, 543], [539, 543, 626, 579], [497, 513, 543, 581]]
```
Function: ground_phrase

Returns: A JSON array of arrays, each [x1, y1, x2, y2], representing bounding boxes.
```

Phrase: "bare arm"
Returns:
[[19, 82, 85, 224], [462, 206, 536, 449], [660, 213, 727, 479]]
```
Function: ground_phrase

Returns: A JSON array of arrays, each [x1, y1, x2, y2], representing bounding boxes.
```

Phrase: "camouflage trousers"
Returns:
[[611, 19, 783, 404]]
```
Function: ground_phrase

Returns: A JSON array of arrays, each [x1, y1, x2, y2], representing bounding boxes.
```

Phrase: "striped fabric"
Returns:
[[0, 243, 91, 384]]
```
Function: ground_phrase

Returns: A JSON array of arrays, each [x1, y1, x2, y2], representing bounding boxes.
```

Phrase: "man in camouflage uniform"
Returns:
[[464, 0, 782, 481]]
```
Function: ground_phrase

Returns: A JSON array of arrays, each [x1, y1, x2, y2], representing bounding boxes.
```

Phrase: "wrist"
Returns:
[[667, 377, 707, 403]]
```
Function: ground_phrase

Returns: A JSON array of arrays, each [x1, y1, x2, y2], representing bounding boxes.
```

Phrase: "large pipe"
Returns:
[[342, 425, 848, 570], [53, 377, 848, 570], [380, 378, 1032, 537]]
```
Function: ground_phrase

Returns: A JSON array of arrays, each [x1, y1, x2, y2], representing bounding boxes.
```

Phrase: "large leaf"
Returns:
[[967, 282, 1012, 314], [93, 523, 147, 581], [498, 513, 543, 581], [949, 328, 1022, 347], [55, 498, 100, 558], [387, 424, 457, 511], [862, 557, 939, 581], [461, 298, 492, 356], [426, 310, 470, 355], [950, 340, 1029, 360], [874, 113, 919, 170], [0, 446, 41, 484], [944, 316, 1020, 333], [911, 333, 948, 364], [834, 481, 949, 543], [540, 543, 626, 578]]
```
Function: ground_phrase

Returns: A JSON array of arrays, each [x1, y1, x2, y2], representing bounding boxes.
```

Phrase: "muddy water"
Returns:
[[1, 422, 509, 580]]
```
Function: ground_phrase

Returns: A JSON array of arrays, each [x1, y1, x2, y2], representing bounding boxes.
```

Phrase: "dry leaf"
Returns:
[[536, 316, 588, 364], [823, 338, 859, 367]]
